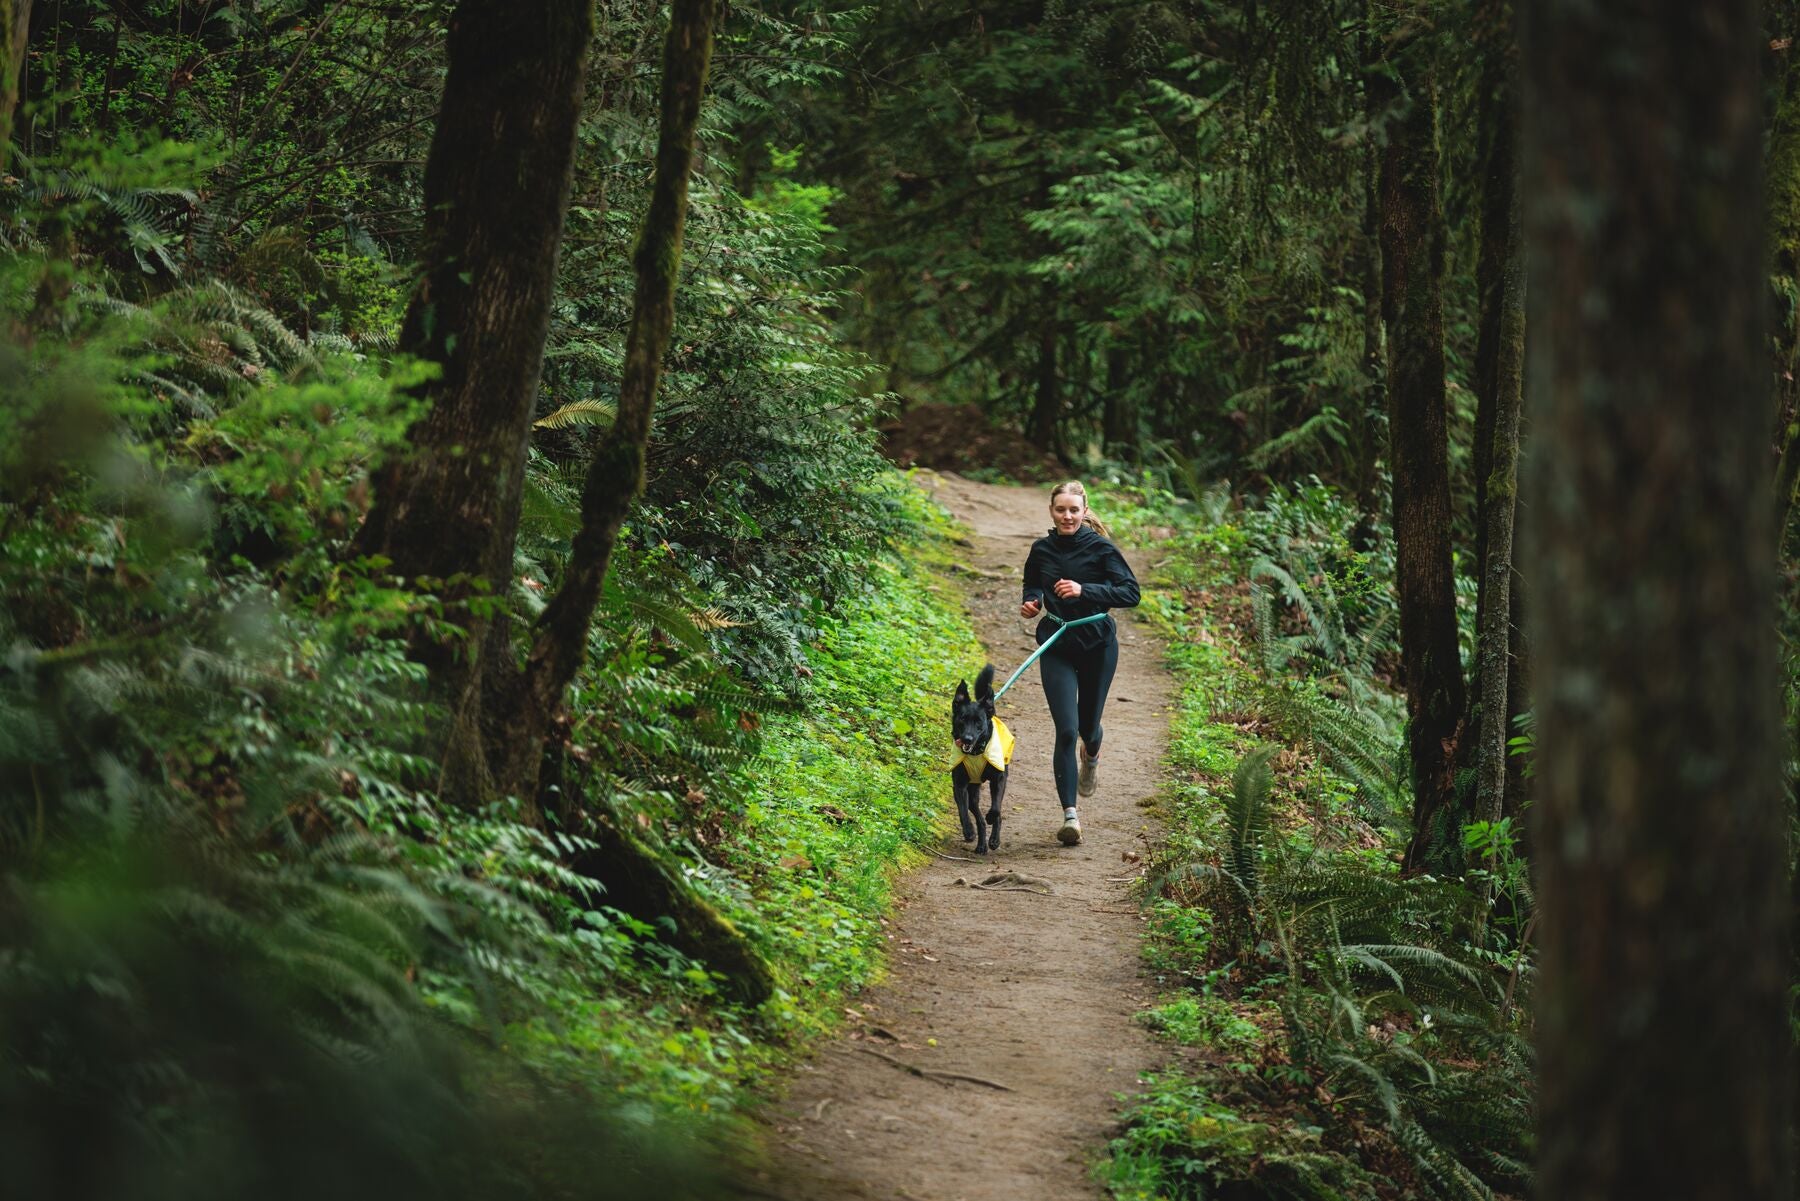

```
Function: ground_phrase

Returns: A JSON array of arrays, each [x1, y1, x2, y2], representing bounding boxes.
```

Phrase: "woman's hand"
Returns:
[[1020, 598, 1043, 618], [1053, 579, 1083, 599]]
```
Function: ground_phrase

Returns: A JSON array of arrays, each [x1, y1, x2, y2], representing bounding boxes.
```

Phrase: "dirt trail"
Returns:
[[744, 474, 1175, 1200]]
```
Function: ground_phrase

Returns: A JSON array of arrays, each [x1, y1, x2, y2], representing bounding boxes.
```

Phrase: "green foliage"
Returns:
[[2, 13, 982, 1180], [1138, 993, 1271, 1054], [1150, 744, 1278, 957], [0, 248, 726, 1195], [748, 0, 1430, 483], [1101, 477, 1532, 1201], [540, 54, 899, 689], [720, 541, 984, 1012], [1101, 1075, 1384, 1201]]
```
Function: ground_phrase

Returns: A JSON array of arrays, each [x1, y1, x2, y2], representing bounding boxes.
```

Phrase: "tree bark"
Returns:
[[1770, 28, 1800, 547], [1353, 16, 1387, 530], [352, 0, 594, 802], [1374, 47, 1466, 876], [1523, 1, 1792, 1197], [1354, 132, 1386, 528], [1469, 0, 1524, 852], [508, 0, 770, 1003], [0, 0, 32, 171], [492, 0, 722, 801], [1101, 344, 1134, 460], [1027, 321, 1061, 453]]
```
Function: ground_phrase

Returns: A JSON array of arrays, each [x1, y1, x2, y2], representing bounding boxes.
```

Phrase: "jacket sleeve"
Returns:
[[1022, 542, 1047, 605], [1081, 545, 1141, 609]]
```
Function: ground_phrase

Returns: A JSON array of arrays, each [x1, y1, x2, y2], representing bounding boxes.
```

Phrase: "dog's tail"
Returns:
[[974, 663, 996, 700]]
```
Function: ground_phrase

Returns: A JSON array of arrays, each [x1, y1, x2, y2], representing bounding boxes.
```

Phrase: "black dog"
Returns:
[[950, 665, 1013, 854]]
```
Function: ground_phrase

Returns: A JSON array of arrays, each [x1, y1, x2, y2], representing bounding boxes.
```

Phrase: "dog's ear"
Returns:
[[954, 679, 970, 703]]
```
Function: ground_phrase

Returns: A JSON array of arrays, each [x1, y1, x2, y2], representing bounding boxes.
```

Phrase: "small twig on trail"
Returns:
[[933, 850, 978, 862], [810, 1097, 832, 1121], [859, 1047, 1014, 1092], [1088, 906, 1141, 915]]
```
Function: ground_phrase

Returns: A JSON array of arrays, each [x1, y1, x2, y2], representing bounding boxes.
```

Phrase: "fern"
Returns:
[[1150, 744, 1279, 953], [1224, 743, 1279, 912], [534, 398, 618, 429]]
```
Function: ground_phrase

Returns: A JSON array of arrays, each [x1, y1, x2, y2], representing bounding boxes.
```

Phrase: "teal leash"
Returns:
[[992, 610, 1108, 700]]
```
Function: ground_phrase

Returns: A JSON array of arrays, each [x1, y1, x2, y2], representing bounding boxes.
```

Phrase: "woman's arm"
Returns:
[[1021, 542, 1048, 607], [1077, 545, 1140, 609]]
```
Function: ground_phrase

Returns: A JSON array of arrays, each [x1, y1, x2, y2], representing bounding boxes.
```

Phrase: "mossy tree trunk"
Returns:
[[504, 0, 766, 1004], [1373, 39, 1466, 876], [353, 0, 763, 1003], [1102, 345, 1136, 461], [1769, 26, 1800, 546], [1353, 14, 1387, 529], [0, 0, 31, 171], [1027, 320, 1061, 453], [1469, 0, 1524, 846], [1523, 0, 1792, 1196], [495, 0, 722, 802], [1354, 134, 1386, 527], [351, 0, 594, 803]]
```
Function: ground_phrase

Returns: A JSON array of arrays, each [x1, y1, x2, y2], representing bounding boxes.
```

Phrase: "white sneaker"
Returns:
[[1078, 750, 1099, 797], [1057, 811, 1082, 846]]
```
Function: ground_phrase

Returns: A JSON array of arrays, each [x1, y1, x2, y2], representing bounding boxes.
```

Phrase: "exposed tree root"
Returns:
[[950, 870, 1056, 894], [859, 1047, 1014, 1091]]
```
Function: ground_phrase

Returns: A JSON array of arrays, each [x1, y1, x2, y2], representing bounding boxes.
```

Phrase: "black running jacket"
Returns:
[[1020, 526, 1141, 656]]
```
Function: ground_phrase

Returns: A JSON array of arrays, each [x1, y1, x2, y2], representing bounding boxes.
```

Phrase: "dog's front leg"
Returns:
[[986, 770, 1007, 852], [971, 767, 991, 854], [952, 764, 977, 842]]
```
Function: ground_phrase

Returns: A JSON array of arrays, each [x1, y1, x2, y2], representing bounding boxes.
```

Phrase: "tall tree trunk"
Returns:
[[497, 0, 721, 801], [1375, 50, 1466, 876], [1469, 0, 1524, 851], [1354, 134, 1386, 528], [1353, 21, 1387, 530], [0, 0, 32, 171], [1523, 1, 1792, 1197], [351, 0, 593, 802], [1770, 27, 1800, 546], [1027, 321, 1060, 452], [1102, 344, 1134, 460], [509, 0, 767, 1004]]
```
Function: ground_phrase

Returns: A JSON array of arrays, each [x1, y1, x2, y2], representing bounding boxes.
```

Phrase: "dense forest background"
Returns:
[[1, 0, 1794, 1198]]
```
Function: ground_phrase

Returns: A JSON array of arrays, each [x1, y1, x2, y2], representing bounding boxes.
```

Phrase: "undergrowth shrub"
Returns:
[[2, 102, 980, 1186], [1093, 479, 1532, 1201]]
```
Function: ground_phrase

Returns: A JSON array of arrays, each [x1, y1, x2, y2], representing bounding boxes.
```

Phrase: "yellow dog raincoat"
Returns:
[[949, 716, 1015, 781]]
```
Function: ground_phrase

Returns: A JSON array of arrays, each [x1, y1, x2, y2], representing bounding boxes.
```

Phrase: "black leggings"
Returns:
[[1038, 639, 1119, 810]]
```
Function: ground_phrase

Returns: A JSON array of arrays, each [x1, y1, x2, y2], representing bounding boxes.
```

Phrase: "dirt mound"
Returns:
[[879, 402, 1065, 481]]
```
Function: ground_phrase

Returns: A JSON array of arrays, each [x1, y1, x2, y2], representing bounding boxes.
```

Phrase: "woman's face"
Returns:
[[1050, 492, 1086, 535]]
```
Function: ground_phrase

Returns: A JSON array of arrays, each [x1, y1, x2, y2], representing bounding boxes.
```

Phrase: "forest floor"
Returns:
[[741, 473, 1177, 1200]]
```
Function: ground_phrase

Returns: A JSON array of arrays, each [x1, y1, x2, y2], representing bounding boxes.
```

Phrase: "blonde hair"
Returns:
[[1049, 480, 1111, 538]]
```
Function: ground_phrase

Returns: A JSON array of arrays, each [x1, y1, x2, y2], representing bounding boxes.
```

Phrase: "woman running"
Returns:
[[1019, 480, 1140, 845]]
